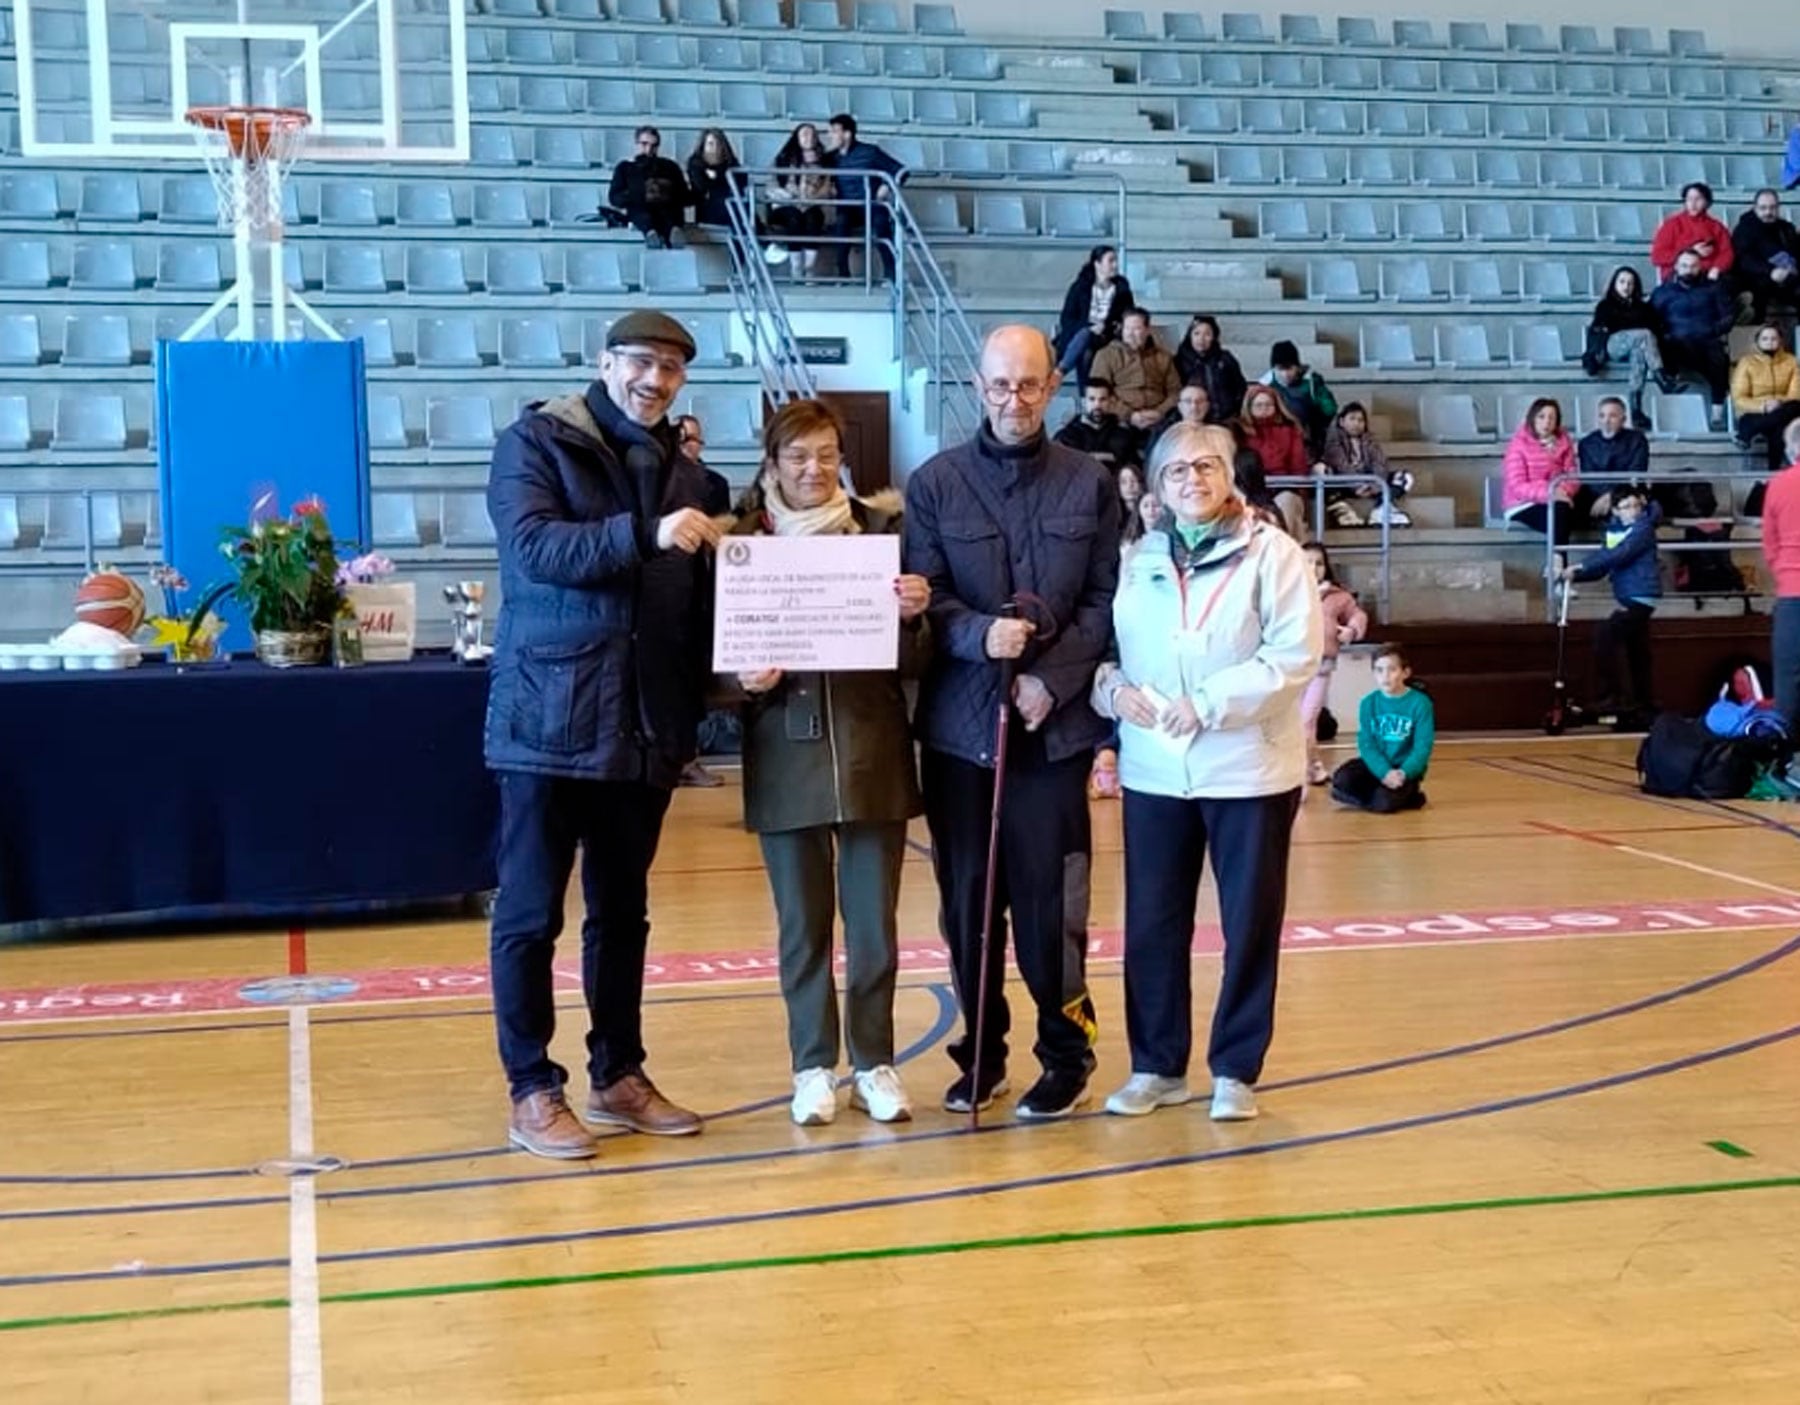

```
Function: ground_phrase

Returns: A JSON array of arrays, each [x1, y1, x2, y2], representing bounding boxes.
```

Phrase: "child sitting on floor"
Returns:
[[1331, 643, 1434, 813]]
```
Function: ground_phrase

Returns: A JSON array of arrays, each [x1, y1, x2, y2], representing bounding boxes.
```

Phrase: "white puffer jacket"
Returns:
[[1092, 520, 1321, 800]]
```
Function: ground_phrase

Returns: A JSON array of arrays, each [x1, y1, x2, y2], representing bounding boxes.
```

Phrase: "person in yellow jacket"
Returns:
[[1731, 323, 1800, 471]]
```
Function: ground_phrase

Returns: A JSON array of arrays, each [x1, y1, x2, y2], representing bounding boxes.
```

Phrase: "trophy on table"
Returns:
[[444, 581, 492, 663]]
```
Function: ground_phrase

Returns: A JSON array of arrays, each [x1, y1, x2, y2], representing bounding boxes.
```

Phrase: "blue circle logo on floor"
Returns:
[[237, 975, 360, 1005]]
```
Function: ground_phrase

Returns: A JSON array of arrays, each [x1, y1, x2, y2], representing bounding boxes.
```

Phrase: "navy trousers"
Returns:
[[1120, 787, 1301, 1084]]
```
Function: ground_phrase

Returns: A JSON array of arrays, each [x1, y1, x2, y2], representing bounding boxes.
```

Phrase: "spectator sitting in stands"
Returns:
[[1732, 323, 1800, 472], [1578, 396, 1650, 509], [608, 125, 689, 249], [1147, 381, 1214, 452], [1115, 464, 1147, 549], [1259, 340, 1337, 454], [1053, 245, 1134, 389], [1731, 189, 1800, 323], [822, 113, 904, 282], [686, 128, 742, 229], [1650, 182, 1734, 284], [767, 126, 834, 278], [1173, 315, 1247, 420], [1239, 383, 1315, 537], [1090, 308, 1181, 448], [1651, 248, 1736, 416], [1785, 122, 1800, 192], [1054, 378, 1140, 474], [1503, 397, 1598, 547], [1321, 401, 1411, 528], [1585, 266, 1669, 429], [1233, 444, 1287, 533]]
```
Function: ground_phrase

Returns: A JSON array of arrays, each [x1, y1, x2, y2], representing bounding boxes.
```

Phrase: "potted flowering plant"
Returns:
[[220, 494, 347, 667], [337, 551, 416, 663], [143, 564, 231, 663]]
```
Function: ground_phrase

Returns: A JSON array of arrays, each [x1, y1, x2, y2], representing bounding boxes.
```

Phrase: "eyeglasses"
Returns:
[[980, 378, 1051, 406], [1160, 458, 1229, 483], [614, 348, 687, 377], [777, 449, 843, 472]]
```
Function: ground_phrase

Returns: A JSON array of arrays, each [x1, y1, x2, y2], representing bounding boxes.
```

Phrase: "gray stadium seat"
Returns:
[[1498, 63, 1554, 95], [618, 0, 666, 19], [1490, 106, 1548, 142], [54, 395, 128, 450], [1139, 52, 1196, 86], [1382, 59, 1437, 92], [0, 397, 30, 452], [1724, 71, 1766, 101], [1359, 323, 1425, 368], [974, 195, 1034, 236], [566, 249, 626, 294], [1440, 61, 1496, 94], [1522, 263, 1586, 302], [796, 0, 842, 29], [474, 185, 533, 228], [1541, 152, 1601, 189], [426, 398, 497, 451], [762, 40, 815, 74], [850, 87, 907, 124], [1560, 64, 1611, 98], [1429, 104, 1486, 139], [61, 314, 132, 366], [1008, 144, 1071, 175], [1164, 10, 1207, 40], [884, 44, 940, 78], [520, 77, 577, 114], [1106, 9, 1150, 39], [319, 182, 380, 226], [1510, 324, 1570, 368], [1434, 325, 1497, 367], [824, 42, 877, 76], [588, 80, 639, 116], [1419, 395, 1486, 441], [534, 128, 591, 168], [941, 139, 995, 173], [1306, 100, 1364, 136], [679, 0, 728, 23], [1610, 109, 1668, 144], [1261, 54, 1318, 87], [470, 127, 522, 166], [722, 85, 775, 120], [1307, 258, 1369, 300], [1322, 56, 1380, 90], [1392, 19, 1436, 46], [1243, 98, 1302, 135], [155, 241, 222, 289], [405, 247, 470, 294], [1550, 106, 1607, 143], [975, 94, 1032, 128], [683, 317, 738, 367], [855, 1, 902, 30], [71, 242, 138, 291], [1329, 199, 1391, 241], [1453, 259, 1509, 301], [910, 192, 964, 234], [371, 493, 421, 547], [1217, 148, 1280, 183], [916, 90, 973, 126], [397, 183, 458, 227], [1615, 67, 1667, 99], [1202, 54, 1257, 88], [547, 188, 597, 226], [1045, 195, 1108, 239], [1380, 258, 1447, 301], [1559, 25, 1605, 53], [1280, 13, 1328, 44], [504, 29, 558, 64], [653, 81, 710, 117], [1648, 392, 1712, 438], [1285, 149, 1345, 185], [367, 395, 409, 450], [1596, 206, 1653, 244], [325, 245, 389, 294], [738, 0, 786, 26], [690, 393, 758, 447], [0, 496, 18, 547], [333, 318, 396, 366], [488, 247, 550, 295], [0, 314, 41, 366], [1368, 102, 1424, 138], [1350, 148, 1404, 185], [1670, 29, 1716, 57], [1477, 151, 1536, 188], [0, 242, 50, 290], [1176, 98, 1238, 135], [1604, 155, 1663, 191], [158, 176, 218, 224], [1505, 23, 1555, 50], [1448, 21, 1498, 49], [1414, 150, 1474, 185], [1464, 203, 1526, 241], [79, 174, 142, 221], [416, 316, 483, 369], [699, 36, 750, 71], [643, 249, 705, 294], [575, 32, 628, 67], [1396, 202, 1454, 241], [45, 493, 124, 550], [442, 495, 498, 548], [914, 2, 960, 33], [1220, 12, 1266, 41], [2, 172, 62, 220]]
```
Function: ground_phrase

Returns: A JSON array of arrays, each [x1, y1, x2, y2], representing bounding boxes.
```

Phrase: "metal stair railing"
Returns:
[[721, 170, 816, 408]]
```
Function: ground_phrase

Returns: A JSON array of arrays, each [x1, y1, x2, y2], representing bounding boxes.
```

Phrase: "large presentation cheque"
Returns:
[[713, 534, 901, 673]]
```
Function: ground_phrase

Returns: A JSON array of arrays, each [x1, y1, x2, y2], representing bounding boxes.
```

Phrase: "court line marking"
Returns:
[[4, 1020, 1794, 1291], [5, 1171, 1798, 1336], [1513, 752, 1800, 844], [8, 925, 1797, 1223], [1525, 820, 1800, 900], [286, 930, 324, 1405]]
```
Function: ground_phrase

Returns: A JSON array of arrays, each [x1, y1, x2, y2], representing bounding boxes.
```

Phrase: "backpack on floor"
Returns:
[[1637, 712, 1768, 799]]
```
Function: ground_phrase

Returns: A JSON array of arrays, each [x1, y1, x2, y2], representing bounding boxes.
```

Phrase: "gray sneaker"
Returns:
[[1103, 1073, 1192, 1117], [1209, 1076, 1259, 1122]]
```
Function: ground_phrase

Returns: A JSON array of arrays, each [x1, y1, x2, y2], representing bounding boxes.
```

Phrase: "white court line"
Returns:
[[289, 1006, 324, 1405], [1608, 843, 1800, 901]]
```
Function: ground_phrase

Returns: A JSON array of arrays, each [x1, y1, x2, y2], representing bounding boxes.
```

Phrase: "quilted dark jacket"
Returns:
[[483, 382, 710, 788], [902, 426, 1120, 767]]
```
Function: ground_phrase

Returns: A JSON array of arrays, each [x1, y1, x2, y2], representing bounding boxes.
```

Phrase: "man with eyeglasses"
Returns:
[[1731, 189, 1800, 322], [608, 125, 690, 250], [484, 309, 723, 1159], [904, 325, 1121, 1121]]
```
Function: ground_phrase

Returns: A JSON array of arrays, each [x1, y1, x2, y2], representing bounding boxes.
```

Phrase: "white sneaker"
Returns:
[[850, 1065, 914, 1123], [1307, 758, 1330, 786], [1104, 1073, 1192, 1117], [1327, 499, 1363, 528], [1366, 501, 1411, 527], [1209, 1076, 1259, 1121], [790, 1067, 839, 1126]]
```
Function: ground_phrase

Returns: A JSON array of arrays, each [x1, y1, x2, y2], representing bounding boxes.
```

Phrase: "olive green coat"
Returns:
[[727, 492, 929, 834]]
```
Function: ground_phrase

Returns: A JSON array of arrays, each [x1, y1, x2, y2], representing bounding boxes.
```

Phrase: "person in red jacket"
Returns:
[[1239, 383, 1313, 536], [1650, 182, 1735, 284], [1762, 418, 1800, 734]]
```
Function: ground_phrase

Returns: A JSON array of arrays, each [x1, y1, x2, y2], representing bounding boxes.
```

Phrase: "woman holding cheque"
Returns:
[[727, 399, 933, 1127], [1090, 422, 1321, 1123]]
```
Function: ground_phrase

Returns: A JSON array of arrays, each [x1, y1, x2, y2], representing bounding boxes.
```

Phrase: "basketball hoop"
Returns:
[[185, 105, 311, 236]]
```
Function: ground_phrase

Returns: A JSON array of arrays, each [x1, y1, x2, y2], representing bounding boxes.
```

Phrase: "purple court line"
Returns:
[[2, 1020, 1794, 1290], [4, 932, 1796, 1225], [1512, 752, 1800, 844]]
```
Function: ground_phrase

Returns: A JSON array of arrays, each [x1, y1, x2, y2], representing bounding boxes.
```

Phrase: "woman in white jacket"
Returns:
[[1091, 422, 1322, 1122]]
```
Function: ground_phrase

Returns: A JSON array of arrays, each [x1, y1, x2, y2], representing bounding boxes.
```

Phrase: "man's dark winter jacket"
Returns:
[[902, 426, 1119, 767], [1650, 276, 1734, 343], [608, 153, 689, 217], [1054, 411, 1140, 472], [1578, 427, 1650, 482], [484, 382, 710, 788], [1732, 210, 1800, 285]]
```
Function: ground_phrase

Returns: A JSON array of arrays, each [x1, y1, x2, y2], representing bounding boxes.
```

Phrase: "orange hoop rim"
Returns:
[[184, 104, 312, 160]]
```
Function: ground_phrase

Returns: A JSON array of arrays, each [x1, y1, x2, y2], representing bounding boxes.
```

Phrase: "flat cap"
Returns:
[[606, 309, 697, 362]]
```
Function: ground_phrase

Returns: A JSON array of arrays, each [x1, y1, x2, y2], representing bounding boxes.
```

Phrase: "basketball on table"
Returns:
[[72, 571, 147, 637]]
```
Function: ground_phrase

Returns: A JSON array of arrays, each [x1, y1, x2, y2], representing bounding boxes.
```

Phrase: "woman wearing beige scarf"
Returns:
[[727, 399, 932, 1126]]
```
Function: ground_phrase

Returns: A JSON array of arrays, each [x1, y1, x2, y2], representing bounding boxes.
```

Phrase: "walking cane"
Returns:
[[968, 602, 1019, 1130]]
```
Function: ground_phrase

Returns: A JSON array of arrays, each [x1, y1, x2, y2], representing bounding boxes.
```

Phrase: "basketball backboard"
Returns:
[[12, 0, 469, 162]]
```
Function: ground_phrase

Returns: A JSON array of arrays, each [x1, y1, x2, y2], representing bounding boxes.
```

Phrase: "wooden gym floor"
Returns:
[[3, 736, 1799, 1403]]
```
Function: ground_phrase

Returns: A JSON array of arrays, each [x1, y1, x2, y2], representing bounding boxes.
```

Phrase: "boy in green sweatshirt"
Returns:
[[1330, 643, 1435, 813]]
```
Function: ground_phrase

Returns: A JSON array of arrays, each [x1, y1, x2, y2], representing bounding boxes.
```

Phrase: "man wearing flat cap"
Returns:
[[485, 307, 722, 1159]]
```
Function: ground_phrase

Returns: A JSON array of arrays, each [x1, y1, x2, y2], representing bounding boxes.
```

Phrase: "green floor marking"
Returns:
[[1706, 1140, 1754, 1158]]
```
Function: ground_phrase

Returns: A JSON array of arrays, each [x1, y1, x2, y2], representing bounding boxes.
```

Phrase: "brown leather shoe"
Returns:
[[585, 1072, 702, 1137], [508, 1089, 597, 1160]]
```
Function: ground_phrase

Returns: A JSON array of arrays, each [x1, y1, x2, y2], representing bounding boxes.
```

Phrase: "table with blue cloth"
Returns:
[[0, 654, 498, 928]]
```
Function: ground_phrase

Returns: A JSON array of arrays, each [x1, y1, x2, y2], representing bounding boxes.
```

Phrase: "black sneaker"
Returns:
[[943, 1068, 1009, 1114], [1015, 1068, 1091, 1121]]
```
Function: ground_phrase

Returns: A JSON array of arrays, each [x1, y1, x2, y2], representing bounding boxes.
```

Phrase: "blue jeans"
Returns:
[[488, 771, 672, 1101], [1056, 326, 1095, 375], [1775, 597, 1800, 739]]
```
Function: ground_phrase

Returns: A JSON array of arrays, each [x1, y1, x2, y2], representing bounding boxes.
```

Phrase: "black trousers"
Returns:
[[921, 747, 1097, 1080], [1330, 758, 1427, 813], [1120, 788, 1300, 1084], [1510, 486, 1598, 547], [832, 204, 896, 280], [489, 771, 672, 1102], [627, 199, 684, 244], [1737, 404, 1800, 472], [1665, 338, 1731, 404], [1594, 602, 1655, 712]]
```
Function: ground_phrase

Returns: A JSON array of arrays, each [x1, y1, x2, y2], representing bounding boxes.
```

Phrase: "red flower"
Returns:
[[292, 495, 326, 518]]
